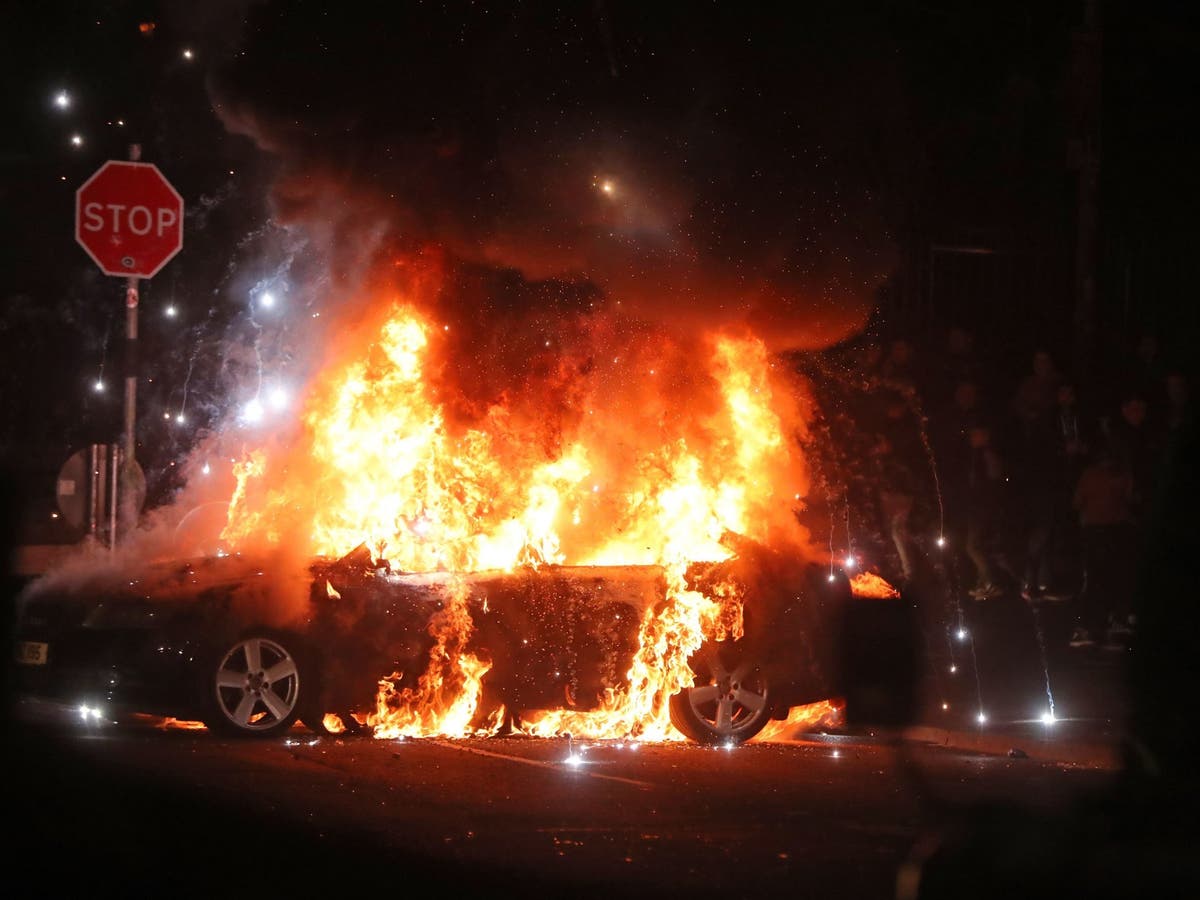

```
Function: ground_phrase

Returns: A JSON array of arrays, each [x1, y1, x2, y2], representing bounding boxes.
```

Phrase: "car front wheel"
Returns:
[[669, 642, 772, 745], [205, 634, 306, 737]]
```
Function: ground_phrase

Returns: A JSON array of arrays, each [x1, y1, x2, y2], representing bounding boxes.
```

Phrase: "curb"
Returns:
[[902, 724, 1121, 769]]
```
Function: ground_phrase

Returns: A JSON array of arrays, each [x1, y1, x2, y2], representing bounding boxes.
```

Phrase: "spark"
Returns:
[[722, 741, 735, 751], [162, 412, 170, 420], [564, 753, 585, 767], [93, 380, 105, 393], [175, 414, 186, 424], [242, 398, 264, 423], [70, 134, 83, 147], [50, 512, 59, 519], [976, 711, 988, 725], [597, 179, 615, 195], [936, 535, 946, 548], [53, 91, 71, 109], [1041, 711, 1057, 725], [831, 749, 840, 759], [268, 387, 288, 410], [843, 555, 856, 570], [949, 664, 958, 674], [941, 702, 949, 710], [201, 463, 211, 476], [182, 48, 194, 60], [956, 628, 968, 641], [827, 573, 836, 583], [165, 305, 177, 318], [259, 291, 275, 309]]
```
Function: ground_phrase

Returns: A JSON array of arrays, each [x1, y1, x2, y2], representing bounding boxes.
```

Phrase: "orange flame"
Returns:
[[222, 292, 814, 740], [849, 571, 900, 599], [752, 699, 844, 742]]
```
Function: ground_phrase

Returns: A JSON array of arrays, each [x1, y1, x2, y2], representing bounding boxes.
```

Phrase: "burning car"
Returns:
[[13, 541, 851, 745]]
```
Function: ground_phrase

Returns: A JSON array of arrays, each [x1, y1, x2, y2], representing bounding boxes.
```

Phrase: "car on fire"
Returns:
[[13, 542, 852, 745]]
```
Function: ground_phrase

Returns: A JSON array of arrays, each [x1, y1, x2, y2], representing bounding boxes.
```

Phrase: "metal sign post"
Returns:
[[74, 143, 182, 542]]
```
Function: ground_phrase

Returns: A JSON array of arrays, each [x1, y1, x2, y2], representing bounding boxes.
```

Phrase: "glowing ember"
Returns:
[[222, 293, 815, 741], [848, 572, 900, 599]]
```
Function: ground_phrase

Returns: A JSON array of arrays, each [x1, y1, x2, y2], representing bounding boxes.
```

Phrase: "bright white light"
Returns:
[[70, 134, 83, 147], [976, 711, 987, 725], [936, 536, 946, 548], [268, 387, 288, 410], [175, 414, 186, 424], [942, 702, 949, 710], [827, 573, 836, 583], [93, 380, 105, 393], [949, 664, 958, 674], [1041, 711, 1057, 725], [182, 48, 194, 60], [956, 628, 967, 641], [844, 555, 856, 569], [831, 749, 840, 759], [163, 412, 170, 420], [242, 398, 264, 422], [54, 91, 71, 109], [564, 754, 584, 767], [722, 741, 735, 751], [201, 462, 211, 476], [165, 305, 177, 317], [259, 291, 275, 309]]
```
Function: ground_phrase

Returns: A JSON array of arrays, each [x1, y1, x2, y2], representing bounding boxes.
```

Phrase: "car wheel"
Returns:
[[669, 642, 772, 745], [206, 634, 306, 737]]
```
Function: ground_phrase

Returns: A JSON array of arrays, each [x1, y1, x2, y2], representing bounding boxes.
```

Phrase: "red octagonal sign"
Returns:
[[75, 161, 184, 279]]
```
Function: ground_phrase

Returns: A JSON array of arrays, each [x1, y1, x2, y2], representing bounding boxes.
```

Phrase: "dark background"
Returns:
[[1, 1, 1198, 543]]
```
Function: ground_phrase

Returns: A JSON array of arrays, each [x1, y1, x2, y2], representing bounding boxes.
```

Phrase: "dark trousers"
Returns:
[[1078, 523, 1137, 635]]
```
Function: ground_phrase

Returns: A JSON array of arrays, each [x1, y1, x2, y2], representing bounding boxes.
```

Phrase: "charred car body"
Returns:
[[13, 543, 851, 744]]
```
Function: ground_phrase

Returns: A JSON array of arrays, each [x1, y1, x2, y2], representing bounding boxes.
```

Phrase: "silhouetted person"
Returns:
[[964, 423, 1007, 599], [1071, 449, 1135, 648], [1106, 391, 1161, 524], [1012, 349, 1061, 430], [1021, 380, 1090, 600], [1165, 372, 1191, 434]]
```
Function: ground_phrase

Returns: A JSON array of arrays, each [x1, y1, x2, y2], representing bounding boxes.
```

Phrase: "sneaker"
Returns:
[[1068, 627, 1095, 648]]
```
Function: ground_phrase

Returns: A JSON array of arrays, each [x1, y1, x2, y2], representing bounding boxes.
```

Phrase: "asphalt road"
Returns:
[[7, 704, 1115, 899]]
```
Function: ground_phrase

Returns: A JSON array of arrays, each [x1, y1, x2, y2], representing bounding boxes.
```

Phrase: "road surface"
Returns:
[[7, 702, 1113, 899]]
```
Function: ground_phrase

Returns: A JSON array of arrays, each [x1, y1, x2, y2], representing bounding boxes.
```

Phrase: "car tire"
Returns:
[[204, 632, 308, 738], [669, 641, 772, 745]]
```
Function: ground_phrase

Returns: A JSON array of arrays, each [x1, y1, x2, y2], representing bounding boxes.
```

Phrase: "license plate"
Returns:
[[16, 641, 49, 665]]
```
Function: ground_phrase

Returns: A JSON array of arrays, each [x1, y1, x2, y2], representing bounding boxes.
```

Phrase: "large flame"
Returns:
[[222, 290, 815, 740]]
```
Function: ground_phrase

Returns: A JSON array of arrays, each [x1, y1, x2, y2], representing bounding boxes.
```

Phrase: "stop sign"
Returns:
[[75, 161, 184, 279]]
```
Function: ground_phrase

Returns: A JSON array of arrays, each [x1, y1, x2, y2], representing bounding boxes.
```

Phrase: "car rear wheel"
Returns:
[[669, 642, 772, 745], [205, 634, 306, 737]]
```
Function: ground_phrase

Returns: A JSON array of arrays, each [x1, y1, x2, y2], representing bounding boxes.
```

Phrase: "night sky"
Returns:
[[1, 1, 1197, 537]]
